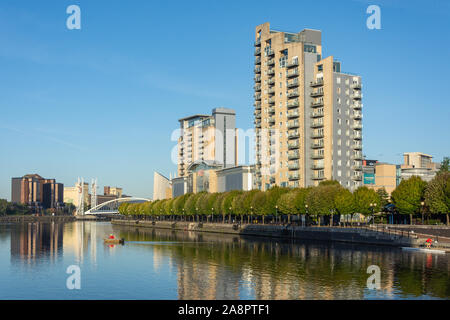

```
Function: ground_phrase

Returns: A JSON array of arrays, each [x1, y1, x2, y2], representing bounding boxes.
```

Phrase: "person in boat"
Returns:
[[108, 234, 115, 240], [426, 238, 433, 248]]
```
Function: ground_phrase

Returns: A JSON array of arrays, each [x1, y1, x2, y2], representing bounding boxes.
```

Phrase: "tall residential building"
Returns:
[[177, 107, 237, 178], [11, 174, 64, 210], [254, 22, 363, 191]]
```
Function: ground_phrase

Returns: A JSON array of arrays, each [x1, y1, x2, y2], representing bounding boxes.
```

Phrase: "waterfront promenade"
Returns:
[[111, 219, 427, 248]]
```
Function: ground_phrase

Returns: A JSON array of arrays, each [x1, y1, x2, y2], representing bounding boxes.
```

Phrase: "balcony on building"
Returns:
[[254, 93, 261, 100], [310, 90, 324, 97], [311, 131, 324, 138], [311, 141, 324, 149], [254, 101, 261, 109], [287, 79, 299, 88], [286, 68, 299, 78], [351, 111, 362, 120], [268, 106, 275, 114], [287, 110, 299, 119], [287, 90, 299, 98], [254, 38, 261, 46], [254, 66, 261, 74], [288, 152, 300, 160], [255, 48, 261, 56], [310, 78, 324, 87], [311, 100, 324, 107], [351, 91, 362, 100], [287, 58, 299, 68], [351, 82, 362, 90], [352, 143, 363, 150], [268, 78, 275, 86], [289, 173, 300, 181], [267, 58, 275, 66], [254, 111, 261, 119], [288, 141, 300, 149], [351, 153, 363, 160], [269, 116, 275, 124], [351, 133, 362, 140], [254, 75, 261, 82], [254, 84, 261, 92], [267, 48, 275, 56], [311, 110, 324, 118], [352, 164, 363, 171], [268, 88, 275, 95], [311, 152, 324, 159], [311, 163, 324, 170], [287, 121, 299, 129], [288, 130, 300, 139], [268, 97, 275, 105], [352, 174, 362, 181], [352, 102, 363, 109], [287, 99, 299, 108], [310, 121, 324, 128], [288, 162, 300, 170], [352, 123, 363, 130], [267, 68, 275, 76], [311, 172, 325, 180]]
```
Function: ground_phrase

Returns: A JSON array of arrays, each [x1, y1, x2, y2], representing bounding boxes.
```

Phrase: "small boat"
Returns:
[[402, 247, 446, 254], [104, 238, 125, 245]]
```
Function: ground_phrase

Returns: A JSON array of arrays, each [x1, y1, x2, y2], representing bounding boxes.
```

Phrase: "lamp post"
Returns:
[[275, 205, 278, 224], [305, 204, 309, 227], [196, 207, 199, 222], [370, 203, 377, 226], [211, 207, 214, 223], [421, 201, 425, 225], [250, 206, 253, 224], [229, 206, 232, 224], [182, 208, 185, 222]]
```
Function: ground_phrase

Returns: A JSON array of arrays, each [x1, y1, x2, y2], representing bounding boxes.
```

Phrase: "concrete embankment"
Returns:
[[111, 219, 421, 247]]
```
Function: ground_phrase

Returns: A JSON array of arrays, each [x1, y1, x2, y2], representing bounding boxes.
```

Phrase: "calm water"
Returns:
[[0, 221, 449, 300]]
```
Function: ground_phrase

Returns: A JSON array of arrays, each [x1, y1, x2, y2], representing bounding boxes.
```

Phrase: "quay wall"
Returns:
[[111, 219, 420, 247]]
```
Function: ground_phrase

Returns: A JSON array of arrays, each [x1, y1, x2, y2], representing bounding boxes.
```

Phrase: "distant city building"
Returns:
[[11, 174, 64, 210], [104, 186, 123, 198], [253, 22, 363, 191], [178, 108, 238, 178], [400, 152, 440, 182], [364, 163, 401, 195], [172, 161, 254, 198], [153, 172, 172, 200], [64, 182, 90, 209]]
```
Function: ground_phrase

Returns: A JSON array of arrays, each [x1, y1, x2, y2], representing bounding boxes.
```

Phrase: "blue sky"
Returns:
[[1, 0, 449, 200]]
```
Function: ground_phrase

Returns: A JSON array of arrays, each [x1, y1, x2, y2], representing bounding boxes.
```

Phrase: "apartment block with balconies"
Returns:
[[254, 22, 363, 191], [177, 108, 237, 178], [254, 22, 322, 191]]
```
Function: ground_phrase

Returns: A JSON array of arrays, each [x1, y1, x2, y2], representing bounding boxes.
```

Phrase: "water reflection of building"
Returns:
[[10, 222, 63, 264], [63, 222, 105, 264]]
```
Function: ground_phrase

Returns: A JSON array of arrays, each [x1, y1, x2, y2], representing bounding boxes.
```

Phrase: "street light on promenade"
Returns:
[[229, 207, 232, 224], [305, 204, 308, 227], [370, 203, 377, 226], [275, 205, 278, 224], [250, 206, 253, 224], [421, 201, 425, 225]]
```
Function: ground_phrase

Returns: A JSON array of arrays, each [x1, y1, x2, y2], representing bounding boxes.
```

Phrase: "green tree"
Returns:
[[334, 188, 355, 216], [353, 186, 381, 216], [438, 157, 449, 173], [376, 187, 390, 208], [277, 191, 297, 223], [251, 191, 268, 223], [425, 172, 450, 225], [391, 176, 427, 224], [306, 184, 342, 226], [263, 186, 290, 223]]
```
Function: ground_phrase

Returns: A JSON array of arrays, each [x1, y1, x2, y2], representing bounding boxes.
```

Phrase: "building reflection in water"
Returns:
[[10, 222, 64, 265], [116, 225, 450, 300]]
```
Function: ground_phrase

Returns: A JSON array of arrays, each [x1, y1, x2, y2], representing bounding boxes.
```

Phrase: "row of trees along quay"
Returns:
[[118, 171, 450, 227]]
